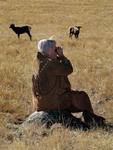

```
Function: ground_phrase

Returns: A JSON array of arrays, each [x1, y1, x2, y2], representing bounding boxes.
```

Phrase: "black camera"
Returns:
[[55, 48, 58, 54]]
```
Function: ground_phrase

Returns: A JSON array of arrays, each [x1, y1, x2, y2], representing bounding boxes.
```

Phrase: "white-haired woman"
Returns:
[[31, 38, 105, 129]]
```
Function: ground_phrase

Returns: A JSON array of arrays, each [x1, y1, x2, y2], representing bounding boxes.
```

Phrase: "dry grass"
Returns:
[[0, 0, 113, 149]]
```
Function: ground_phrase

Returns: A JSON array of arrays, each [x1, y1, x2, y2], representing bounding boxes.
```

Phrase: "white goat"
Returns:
[[68, 26, 81, 39]]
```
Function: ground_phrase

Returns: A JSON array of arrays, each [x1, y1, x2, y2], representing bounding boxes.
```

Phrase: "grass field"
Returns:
[[0, 0, 113, 149]]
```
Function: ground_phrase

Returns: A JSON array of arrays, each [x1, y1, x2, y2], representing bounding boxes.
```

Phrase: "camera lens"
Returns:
[[55, 48, 58, 53]]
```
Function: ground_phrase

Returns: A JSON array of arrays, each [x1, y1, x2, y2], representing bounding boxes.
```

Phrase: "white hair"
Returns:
[[37, 38, 56, 55]]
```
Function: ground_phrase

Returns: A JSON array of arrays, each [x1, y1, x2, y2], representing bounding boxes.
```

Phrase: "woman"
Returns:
[[31, 38, 105, 129]]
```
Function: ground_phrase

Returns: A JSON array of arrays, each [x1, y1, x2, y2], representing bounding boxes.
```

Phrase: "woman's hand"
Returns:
[[48, 46, 64, 59], [55, 46, 64, 57]]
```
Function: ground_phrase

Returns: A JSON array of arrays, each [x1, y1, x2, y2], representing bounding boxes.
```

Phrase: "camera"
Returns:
[[55, 47, 58, 54]]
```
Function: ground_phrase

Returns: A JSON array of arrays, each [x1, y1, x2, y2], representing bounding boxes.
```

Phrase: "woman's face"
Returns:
[[47, 42, 57, 59]]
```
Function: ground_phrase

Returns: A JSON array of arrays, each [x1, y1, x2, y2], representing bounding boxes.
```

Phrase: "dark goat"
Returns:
[[9, 24, 32, 40], [69, 26, 81, 39]]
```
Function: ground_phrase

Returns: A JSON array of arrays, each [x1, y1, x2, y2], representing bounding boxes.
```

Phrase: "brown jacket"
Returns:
[[32, 52, 73, 111]]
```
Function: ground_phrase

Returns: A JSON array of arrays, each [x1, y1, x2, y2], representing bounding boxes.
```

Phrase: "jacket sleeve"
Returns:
[[47, 56, 73, 76]]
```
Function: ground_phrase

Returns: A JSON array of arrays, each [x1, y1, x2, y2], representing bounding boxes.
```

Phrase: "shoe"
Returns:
[[93, 114, 105, 127], [83, 111, 105, 127]]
